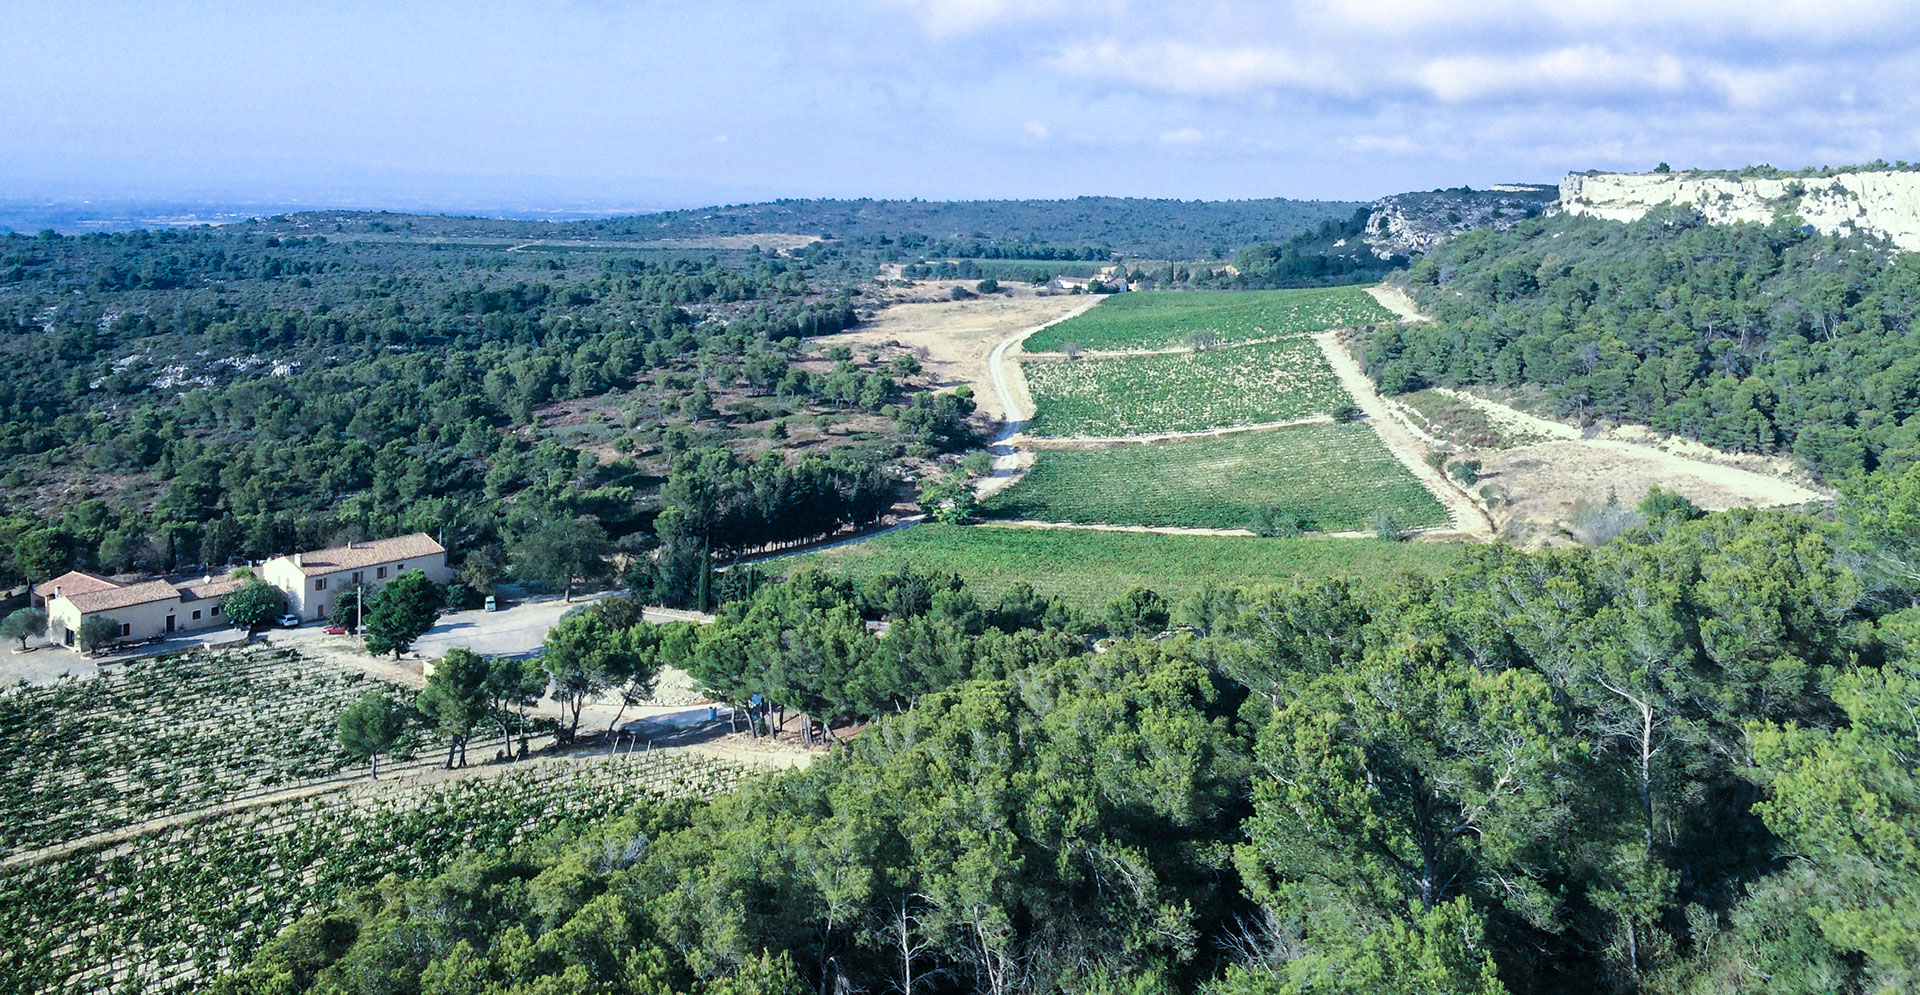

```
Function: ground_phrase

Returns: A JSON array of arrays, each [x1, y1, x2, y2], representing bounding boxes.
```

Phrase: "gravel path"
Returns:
[[1311, 330, 1495, 538]]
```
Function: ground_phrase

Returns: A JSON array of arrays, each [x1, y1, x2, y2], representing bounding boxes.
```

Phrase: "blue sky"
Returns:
[[5, 0, 1919, 210]]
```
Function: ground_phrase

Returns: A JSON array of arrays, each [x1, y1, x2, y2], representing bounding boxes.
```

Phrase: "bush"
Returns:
[[1448, 459, 1482, 486], [1569, 504, 1646, 545], [1104, 587, 1171, 637], [1638, 485, 1705, 522], [1252, 506, 1304, 538], [975, 278, 1000, 294], [1333, 402, 1365, 423], [1372, 509, 1409, 541]]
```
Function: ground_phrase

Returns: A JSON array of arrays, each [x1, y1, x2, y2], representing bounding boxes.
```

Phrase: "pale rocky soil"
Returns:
[[1356, 286, 1833, 542], [1365, 284, 1431, 323], [1420, 387, 1830, 542], [812, 292, 1091, 421]]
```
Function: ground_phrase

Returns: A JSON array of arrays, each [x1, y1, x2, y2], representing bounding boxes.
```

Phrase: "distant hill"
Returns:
[[588, 196, 1366, 258], [233, 197, 1365, 261]]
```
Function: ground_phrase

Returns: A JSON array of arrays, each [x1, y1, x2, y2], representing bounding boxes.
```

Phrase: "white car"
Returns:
[[276, 613, 303, 628]]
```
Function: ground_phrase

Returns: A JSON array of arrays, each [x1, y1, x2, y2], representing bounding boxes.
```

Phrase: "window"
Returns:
[[119, 622, 130, 637], [352, 571, 363, 584], [211, 604, 221, 616], [376, 566, 387, 579], [397, 563, 405, 571], [192, 610, 202, 621], [315, 578, 327, 591]]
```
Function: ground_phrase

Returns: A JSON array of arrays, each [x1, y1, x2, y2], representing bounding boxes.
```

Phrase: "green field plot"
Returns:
[[1024, 337, 1345, 436], [980, 423, 1447, 531], [0, 751, 745, 995], [776, 522, 1468, 610], [1023, 286, 1396, 352], [0, 645, 433, 857]]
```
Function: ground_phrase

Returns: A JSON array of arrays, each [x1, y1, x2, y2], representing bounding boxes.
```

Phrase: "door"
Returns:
[[165, 615, 175, 633]]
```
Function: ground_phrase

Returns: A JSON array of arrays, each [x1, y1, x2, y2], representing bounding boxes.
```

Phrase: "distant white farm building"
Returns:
[[1048, 275, 1129, 293]]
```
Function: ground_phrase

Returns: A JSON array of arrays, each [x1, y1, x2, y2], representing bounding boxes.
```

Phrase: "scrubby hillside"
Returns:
[[1363, 184, 1559, 257], [1369, 208, 1920, 478]]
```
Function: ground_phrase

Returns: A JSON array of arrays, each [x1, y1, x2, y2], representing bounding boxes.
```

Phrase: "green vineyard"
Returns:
[[0, 750, 752, 995], [777, 522, 1471, 609], [0, 645, 431, 858], [1023, 286, 1395, 352], [1023, 337, 1346, 437], [981, 422, 1448, 531]]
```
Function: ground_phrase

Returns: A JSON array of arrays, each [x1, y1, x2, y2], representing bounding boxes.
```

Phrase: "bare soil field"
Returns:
[[1355, 285, 1831, 543], [813, 294, 1093, 421], [1478, 441, 1828, 543]]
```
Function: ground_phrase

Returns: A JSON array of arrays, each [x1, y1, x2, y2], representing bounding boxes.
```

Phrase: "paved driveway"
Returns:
[[409, 591, 610, 660]]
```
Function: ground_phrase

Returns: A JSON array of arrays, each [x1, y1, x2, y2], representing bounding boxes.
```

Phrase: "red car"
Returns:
[[323, 625, 349, 635]]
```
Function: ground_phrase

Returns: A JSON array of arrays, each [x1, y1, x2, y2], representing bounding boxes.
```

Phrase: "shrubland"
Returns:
[[1373, 209, 1920, 478], [180, 462, 1920, 994]]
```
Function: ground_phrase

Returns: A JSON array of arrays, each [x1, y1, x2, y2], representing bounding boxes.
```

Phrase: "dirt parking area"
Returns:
[[812, 294, 1091, 421]]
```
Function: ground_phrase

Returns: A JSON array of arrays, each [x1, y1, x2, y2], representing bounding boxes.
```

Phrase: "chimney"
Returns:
[[293, 553, 303, 567]]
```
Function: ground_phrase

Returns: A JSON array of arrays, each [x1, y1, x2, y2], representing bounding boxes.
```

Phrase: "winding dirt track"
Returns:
[[976, 297, 1104, 499], [1311, 330, 1496, 538]]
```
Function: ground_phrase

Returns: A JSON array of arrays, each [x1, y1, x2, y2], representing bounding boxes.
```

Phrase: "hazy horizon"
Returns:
[[7, 1, 1919, 214]]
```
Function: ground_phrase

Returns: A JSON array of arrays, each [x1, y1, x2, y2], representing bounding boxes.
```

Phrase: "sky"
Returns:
[[5, 0, 1920, 212]]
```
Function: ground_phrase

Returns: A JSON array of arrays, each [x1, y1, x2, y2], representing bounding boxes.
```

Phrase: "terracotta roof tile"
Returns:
[[34, 571, 121, 600], [176, 576, 246, 602], [66, 579, 182, 614], [283, 533, 445, 576]]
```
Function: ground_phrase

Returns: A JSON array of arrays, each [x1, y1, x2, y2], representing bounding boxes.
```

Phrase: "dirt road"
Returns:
[[976, 296, 1105, 499], [810, 294, 1091, 422], [1366, 284, 1431, 323], [1311, 330, 1495, 538]]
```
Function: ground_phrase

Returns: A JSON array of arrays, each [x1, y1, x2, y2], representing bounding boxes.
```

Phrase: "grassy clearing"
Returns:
[[1398, 389, 1548, 449], [1024, 337, 1345, 436], [981, 423, 1448, 531], [776, 523, 1469, 609], [1024, 286, 1395, 352]]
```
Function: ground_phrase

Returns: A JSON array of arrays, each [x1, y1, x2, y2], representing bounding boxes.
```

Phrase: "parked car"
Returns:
[[323, 625, 348, 635], [276, 613, 302, 628]]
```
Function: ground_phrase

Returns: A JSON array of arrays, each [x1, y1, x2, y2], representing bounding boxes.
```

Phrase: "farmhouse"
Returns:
[[42, 572, 243, 648], [261, 533, 452, 621], [37, 532, 453, 648], [1048, 275, 1129, 293]]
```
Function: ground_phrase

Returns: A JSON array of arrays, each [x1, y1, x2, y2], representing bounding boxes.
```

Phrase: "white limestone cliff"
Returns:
[[1560, 170, 1920, 250]]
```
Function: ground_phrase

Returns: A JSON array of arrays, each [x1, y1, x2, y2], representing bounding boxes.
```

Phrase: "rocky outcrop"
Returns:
[[1362, 184, 1559, 258], [1560, 170, 1920, 251]]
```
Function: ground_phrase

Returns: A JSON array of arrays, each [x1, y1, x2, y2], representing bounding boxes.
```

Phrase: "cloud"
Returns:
[[1045, 40, 1355, 98], [1159, 126, 1207, 146], [1416, 47, 1688, 103], [1023, 120, 1051, 141]]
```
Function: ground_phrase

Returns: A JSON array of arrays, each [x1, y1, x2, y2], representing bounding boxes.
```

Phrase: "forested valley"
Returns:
[[0, 223, 978, 600], [214, 467, 1920, 994]]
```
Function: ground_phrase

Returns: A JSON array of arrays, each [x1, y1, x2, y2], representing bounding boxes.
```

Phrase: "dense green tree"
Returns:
[[221, 579, 286, 633], [77, 614, 119, 652], [539, 609, 634, 740], [511, 517, 610, 601], [1, 606, 47, 650], [335, 690, 408, 779], [417, 647, 491, 768], [361, 571, 443, 658]]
